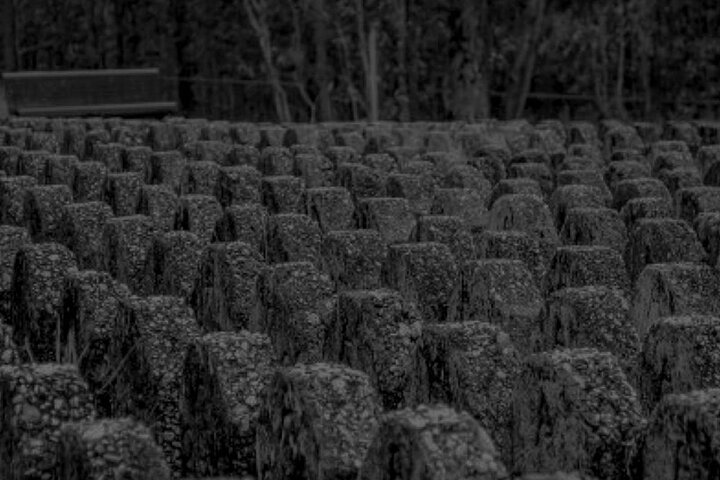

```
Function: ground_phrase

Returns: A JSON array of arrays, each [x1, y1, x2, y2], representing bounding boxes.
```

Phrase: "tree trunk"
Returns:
[[312, 0, 333, 121], [507, 0, 547, 119], [243, 0, 292, 123], [2, 0, 17, 70], [447, 0, 489, 121], [368, 22, 380, 122], [394, 0, 411, 122]]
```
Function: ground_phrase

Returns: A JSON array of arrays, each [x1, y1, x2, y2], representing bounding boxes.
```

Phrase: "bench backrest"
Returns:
[[1, 68, 178, 117]]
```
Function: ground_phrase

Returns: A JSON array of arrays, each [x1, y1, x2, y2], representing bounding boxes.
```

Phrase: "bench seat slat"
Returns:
[[17, 101, 178, 117]]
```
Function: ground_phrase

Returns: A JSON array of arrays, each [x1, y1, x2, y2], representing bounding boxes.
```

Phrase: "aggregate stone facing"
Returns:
[[637, 315, 720, 413], [0, 363, 97, 480], [511, 349, 645, 480], [641, 388, 720, 480], [625, 218, 705, 280], [631, 262, 720, 339], [11, 242, 78, 362], [328, 289, 423, 409], [541, 286, 639, 375], [192, 241, 264, 332], [385, 242, 460, 323], [462, 259, 542, 353], [182, 331, 277, 477], [408, 321, 522, 465], [360, 404, 508, 480], [110, 296, 201, 475], [321, 229, 387, 290], [256, 363, 382, 480], [56, 417, 171, 480]]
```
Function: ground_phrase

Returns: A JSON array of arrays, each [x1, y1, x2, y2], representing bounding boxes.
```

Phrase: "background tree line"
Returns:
[[2, 0, 720, 122]]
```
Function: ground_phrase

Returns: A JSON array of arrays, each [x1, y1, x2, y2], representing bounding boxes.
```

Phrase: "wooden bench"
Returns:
[[0, 68, 178, 118]]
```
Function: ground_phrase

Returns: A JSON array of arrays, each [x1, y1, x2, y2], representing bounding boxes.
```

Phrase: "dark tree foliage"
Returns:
[[1, 0, 719, 121]]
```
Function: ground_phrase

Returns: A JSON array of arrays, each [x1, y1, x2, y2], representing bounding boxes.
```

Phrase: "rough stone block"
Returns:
[[508, 162, 554, 197], [258, 146, 293, 176], [138, 185, 179, 232], [556, 169, 612, 203], [385, 173, 436, 216], [415, 215, 475, 264], [545, 245, 630, 294], [360, 404, 507, 480], [304, 187, 355, 233], [676, 186, 720, 224], [337, 162, 386, 199], [24, 184, 73, 242], [103, 215, 157, 294], [407, 321, 522, 462], [147, 231, 204, 300], [231, 123, 262, 147], [72, 161, 107, 202], [266, 213, 322, 264], [542, 286, 638, 373], [657, 167, 703, 197], [257, 261, 333, 334], [46, 154, 80, 187], [104, 172, 142, 216], [227, 144, 261, 169], [325, 145, 359, 169], [217, 166, 261, 206], [56, 417, 170, 480], [460, 259, 542, 352], [620, 196, 674, 229], [150, 151, 186, 194], [631, 262, 720, 340], [0, 364, 96, 480], [476, 229, 547, 284], [11, 243, 77, 362], [92, 142, 124, 173], [181, 331, 277, 477], [612, 177, 671, 210], [487, 193, 559, 261], [0, 146, 20, 175], [17, 150, 50, 183], [488, 179, 543, 208], [60, 201, 114, 270], [214, 203, 268, 254], [605, 160, 650, 193], [638, 315, 720, 414], [182, 140, 232, 164], [549, 185, 608, 228], [603, 125, 644, 157], [293, 153, 334, 188], [176, 194, 223, 243], [430, 188, 489, 229], [59, 270, 130, 415], [260, 175, 305, 214], [321, 230, 387, 290], [184, 160, 220, 196], [560, 207, 628, 253], [385, 242, 460, 323], [191, 241, 264, 332], [0, 226, 30, 317], [0, 176, 37, 225], [625, 218, 705, 280], [327, 289, 423, 408], [357, 197, 416, 244], [511, 349, 645, 480], [256, 363, 381, 480], [110, 296, 201, 474], [640, 389, 720, 480]]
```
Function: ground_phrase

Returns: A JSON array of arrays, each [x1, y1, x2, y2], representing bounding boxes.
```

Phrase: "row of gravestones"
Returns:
[[3, 115, 720, 479]]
